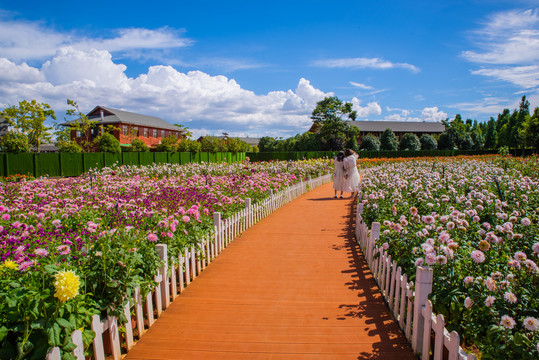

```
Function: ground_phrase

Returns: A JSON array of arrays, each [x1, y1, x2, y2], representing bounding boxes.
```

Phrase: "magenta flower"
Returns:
[[147, 233, 158, 242], [34, 248, 49, 257], [1, 214, 10, 221], [182, 215, 190, 223]]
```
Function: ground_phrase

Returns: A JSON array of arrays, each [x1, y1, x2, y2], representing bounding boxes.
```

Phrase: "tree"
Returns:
[[0, 131, 30, 153], [97, 132, 121, 153], [178, 139, 201, 152], [520, 107, 539, 153], [293, 133, 320, 151], [484, 118, 498, 149], [157, 135, 179, 152], [380, 128, 399, 151], [61, 99, 99, 152], [57, 141, 82, 153], [419, 134, 437, 150], [131, 138, 150, 152], [311, 96, 357, 124], [1, 100, 55, 152], [174, 124, 192, 139], [470, 129, 484, 150], [359, 134, 381, 151], [258, 136, 276, 152], [399, 133, 421, 151], [437, 132, 455, 150], [318, 119, 359, 151]]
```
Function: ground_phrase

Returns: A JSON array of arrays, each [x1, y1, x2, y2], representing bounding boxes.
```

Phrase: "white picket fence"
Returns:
[[355, 203, 476, 360], [46, 173, 332, 360]]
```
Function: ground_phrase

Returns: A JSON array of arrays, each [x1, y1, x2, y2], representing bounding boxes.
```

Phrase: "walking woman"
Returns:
[[333, 151, 345, 198], [343, 148, 360, 197]]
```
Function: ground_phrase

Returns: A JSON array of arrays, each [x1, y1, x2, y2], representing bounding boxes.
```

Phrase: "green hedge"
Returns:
[[0, 152, 246, 178], [245, 149, 506, 162]]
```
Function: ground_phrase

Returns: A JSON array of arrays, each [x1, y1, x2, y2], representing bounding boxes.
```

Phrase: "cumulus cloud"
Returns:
[[0, 49, 331, 137], [350, 97, 382, 117], [420, 107, 447, 122], [313, 57, 420, 73], [463, 8, 539, 90]]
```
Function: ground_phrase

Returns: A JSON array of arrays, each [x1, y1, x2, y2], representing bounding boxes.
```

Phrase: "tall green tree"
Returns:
[[484, 117, 498, 149], [318, 119, 359, 151], [311, 96, 357, 124], [1, 100, 55, 152], [258, 136, 276, 152], [520, 107, 539, 153], [380, 128, 399, 150], [0, 131, 30, 153]]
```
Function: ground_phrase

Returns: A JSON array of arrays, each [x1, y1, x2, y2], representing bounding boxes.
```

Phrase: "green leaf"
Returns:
[[0, 326, 8, 341], [45, 322, 61, 347], [513, 332, 531, 347], [55, 318, 74, 331]]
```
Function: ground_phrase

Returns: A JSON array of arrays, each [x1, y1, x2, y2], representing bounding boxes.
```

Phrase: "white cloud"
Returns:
[[313, 57, 420, 73], [420, 107, 447, 122], [349, 81, 373, 90], [0, 49, 331, 137], [350, 97, 382, 117], [463, 8, 539, 90], [0, 16, 191, 61], [472, 65, 539, 89]]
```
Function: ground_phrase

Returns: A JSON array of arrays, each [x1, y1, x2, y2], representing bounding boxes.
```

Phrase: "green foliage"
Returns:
[[520, 107, 539, 153], [485, 117, 498, 149], [1, 100, 55, 152], [0, 131, 30, 153], [498, 146, 509, 156], [419, 134, 437, 150], [251, 145, 259, 153], [177, 139, 201, 152], [131, 138, 150, 152], [399, 133, 421, 151], [62, 99, 99, 153], [438, 131, 455, 150], [311, 96, 357, 123], [97, 133, 121, 153], [258, 137, 276, 152], [360, 134, 381, 151], [157, 135, 179, 152], [318, 119, 359, 151], [380, 128, 399, 151], [199, 136, 220, 152], [57, 141, 83, 153]]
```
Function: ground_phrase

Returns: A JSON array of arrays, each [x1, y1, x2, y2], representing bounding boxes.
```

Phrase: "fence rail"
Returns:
[[355, 203, 476, 360], [0, 151, 246, 177], [46, 172, 332, 360]]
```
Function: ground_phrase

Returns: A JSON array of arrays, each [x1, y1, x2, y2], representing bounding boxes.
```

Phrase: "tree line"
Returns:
[[258, 96, 539, 153], [0, 99, 258, 154]]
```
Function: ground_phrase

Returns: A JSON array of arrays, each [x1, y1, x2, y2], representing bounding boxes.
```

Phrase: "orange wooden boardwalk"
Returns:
[[125, 183, 416, 360]]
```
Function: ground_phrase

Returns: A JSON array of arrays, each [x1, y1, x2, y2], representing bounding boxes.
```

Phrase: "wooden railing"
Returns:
[[46, 173, 332, 360], [355, 203, 476, 360]]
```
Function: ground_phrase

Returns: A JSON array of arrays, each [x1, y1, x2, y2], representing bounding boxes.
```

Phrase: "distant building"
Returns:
[[349, 121, 445, 141], [61, 106, 182, 149]]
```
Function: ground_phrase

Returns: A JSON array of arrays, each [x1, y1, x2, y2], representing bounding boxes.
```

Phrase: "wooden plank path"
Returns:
[[125, 183, 416, 360]]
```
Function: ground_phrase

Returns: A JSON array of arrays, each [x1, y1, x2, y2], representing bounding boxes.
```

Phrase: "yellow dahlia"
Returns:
[[53, 270, 80, 302], [2, 260, 18, 270]]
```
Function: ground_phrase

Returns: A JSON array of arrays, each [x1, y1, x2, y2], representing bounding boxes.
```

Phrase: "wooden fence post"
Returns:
[[412, 266, 433, 354], [368, 222, 380, 265], [156, 244, 169, 309], [213, 212, 221, 254], [245, 198, 251, 227]]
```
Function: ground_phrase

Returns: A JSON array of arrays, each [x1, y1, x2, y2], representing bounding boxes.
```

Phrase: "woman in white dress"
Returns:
[[333, 151, 346, 198], [343, 149, 360, 197]]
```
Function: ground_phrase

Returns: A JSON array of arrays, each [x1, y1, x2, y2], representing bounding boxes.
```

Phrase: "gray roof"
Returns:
[[62, 106, 180, 131], [350, 121, 445, 133]]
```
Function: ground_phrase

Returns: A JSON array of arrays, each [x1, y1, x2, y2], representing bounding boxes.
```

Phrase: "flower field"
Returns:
[[360, 156, 539, 359], [0, 159, 332, 359]]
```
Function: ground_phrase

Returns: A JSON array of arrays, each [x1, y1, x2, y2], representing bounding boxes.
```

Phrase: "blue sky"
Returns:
[[0, 0, 538, 138]]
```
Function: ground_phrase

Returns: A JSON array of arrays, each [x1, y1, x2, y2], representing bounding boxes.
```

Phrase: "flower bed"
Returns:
[[0, 159, 332, 359], [359, 156, 539, 359]]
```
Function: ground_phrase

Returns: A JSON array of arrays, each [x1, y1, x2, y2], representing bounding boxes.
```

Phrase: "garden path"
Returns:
[[124, 182, 416, 360]]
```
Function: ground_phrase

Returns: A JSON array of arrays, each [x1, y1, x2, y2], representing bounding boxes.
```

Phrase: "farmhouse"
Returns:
[[349, 121, 445, 141], [62, 106, 182, 149]]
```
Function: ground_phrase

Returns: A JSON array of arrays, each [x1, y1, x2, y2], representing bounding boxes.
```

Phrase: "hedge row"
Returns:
[[0, 152, 246, 178]]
